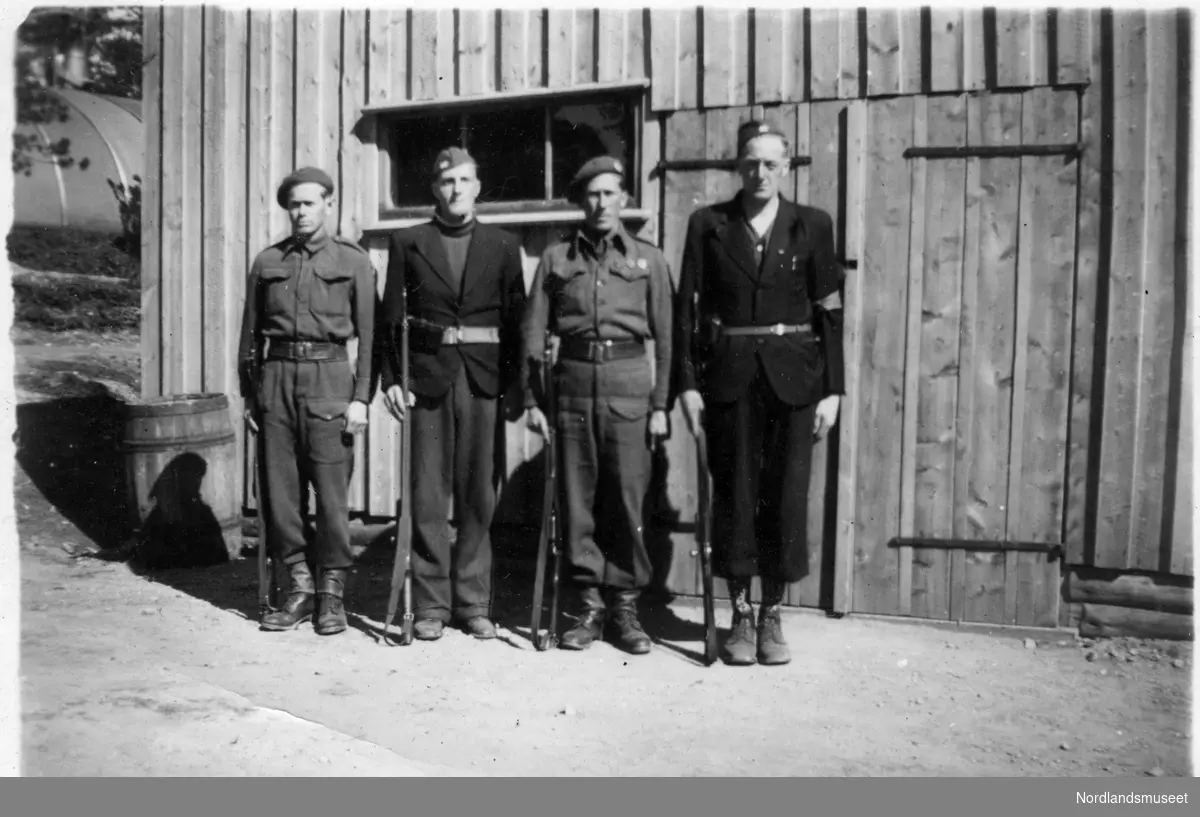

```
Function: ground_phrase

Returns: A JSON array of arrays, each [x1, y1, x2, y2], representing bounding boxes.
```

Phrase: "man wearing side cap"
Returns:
[[379, 147, 526, 642], [522, 156, 672, 654], [238, 166, 377, 636], [673, 120, 845, 666]]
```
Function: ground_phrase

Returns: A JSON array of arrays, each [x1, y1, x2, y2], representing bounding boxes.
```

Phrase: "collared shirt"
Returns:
[[237, 230, 377, 404], [521, 223, 673, 410]]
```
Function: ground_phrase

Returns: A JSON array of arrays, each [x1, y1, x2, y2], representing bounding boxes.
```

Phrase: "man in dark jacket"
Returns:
[[673, 121, 845, 666], [238, 166, 376, 636], [522, 156, 672, 654], [380, 147, 527, 641]]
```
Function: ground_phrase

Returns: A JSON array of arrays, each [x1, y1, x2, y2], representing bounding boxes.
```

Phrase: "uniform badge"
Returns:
[[637, 258, 647, 270], [792, 255, 798, 271]]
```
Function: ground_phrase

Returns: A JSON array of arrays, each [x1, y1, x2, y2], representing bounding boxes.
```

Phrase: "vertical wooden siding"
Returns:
[[142, 8, 1193, 608]]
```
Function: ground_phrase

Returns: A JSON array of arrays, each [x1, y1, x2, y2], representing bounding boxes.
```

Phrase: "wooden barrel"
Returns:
[[123, 393, 241, 566]]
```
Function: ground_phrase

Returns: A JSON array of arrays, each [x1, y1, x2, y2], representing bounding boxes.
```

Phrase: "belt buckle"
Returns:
[[771, 324, 786, 336], [296, 341, 314, 358], [446, 326, 463, 344], [596, 339, 613, 363]]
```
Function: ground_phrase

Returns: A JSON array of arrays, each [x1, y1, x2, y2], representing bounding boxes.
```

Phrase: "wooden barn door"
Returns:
[[842, 88, 1081, 628]]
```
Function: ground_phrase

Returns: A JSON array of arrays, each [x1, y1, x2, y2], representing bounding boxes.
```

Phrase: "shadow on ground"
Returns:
[[16, 395, 134, 552], [15, 393, 720, 660]]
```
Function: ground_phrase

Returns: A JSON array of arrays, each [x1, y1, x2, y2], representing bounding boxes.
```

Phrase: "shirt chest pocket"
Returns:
[[548, 263, 593, 316], [259, 266, 296, 317], [311, 265, 353, 321]]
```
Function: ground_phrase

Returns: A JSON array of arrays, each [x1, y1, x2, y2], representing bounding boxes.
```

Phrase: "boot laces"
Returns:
[[612, 609, 645, 634]]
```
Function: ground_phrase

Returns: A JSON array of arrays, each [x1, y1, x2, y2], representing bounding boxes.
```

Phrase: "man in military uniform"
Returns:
[[380, 147, 526, 642], [673, 121, 845, 666], [238, 166, 377, 636], [522, 156, 672, 655]]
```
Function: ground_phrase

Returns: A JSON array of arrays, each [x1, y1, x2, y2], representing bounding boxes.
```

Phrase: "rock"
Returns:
[[897, 658, 908, 668], [1165, 644, 1181, 659], [559, 706, 576, 716], [1060, 743, 1071, 751], [1147, 767, 1165, 778], [140, 608, 155, 616], [1056, 640, 1070, 647], [1172, 659, 1185, 669], [1125, 654, 1136, 663], [1085, 651, 1098, 662], [1023, 638, 1037, 650], [1099, 669, 1108, 676]]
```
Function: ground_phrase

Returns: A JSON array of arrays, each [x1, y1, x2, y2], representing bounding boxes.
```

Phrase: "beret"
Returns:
[[566, 155, 625, 200], [276, 167, 334, 208], [736, 120, 788, 154], [432, 146, 476, 177]]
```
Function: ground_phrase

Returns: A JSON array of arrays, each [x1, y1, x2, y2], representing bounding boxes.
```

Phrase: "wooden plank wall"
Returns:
[[141, 8, 1194, 620]]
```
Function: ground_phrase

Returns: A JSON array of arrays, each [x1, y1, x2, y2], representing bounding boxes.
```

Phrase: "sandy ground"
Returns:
[[13, 328, 1197, 777]]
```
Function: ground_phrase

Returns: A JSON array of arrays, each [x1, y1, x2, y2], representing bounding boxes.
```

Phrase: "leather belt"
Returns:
[[558, 337, 646, 363], [720, 322, 812, 337], [265, 340, 348, 362], [411, 318, 501, 345]]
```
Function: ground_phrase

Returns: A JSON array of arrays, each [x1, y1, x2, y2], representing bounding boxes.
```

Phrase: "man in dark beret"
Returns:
[[673, 120, 845, 666], [237, 166, 378, 635], [379, 147, 526, 642], [521, 155, 672, 654]]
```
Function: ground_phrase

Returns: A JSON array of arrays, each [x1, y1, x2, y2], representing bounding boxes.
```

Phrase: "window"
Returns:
[[378, 87, 644, 220]]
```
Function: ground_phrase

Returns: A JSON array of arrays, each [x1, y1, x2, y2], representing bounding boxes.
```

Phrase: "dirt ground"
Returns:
[[13, 327, 1196, 777]]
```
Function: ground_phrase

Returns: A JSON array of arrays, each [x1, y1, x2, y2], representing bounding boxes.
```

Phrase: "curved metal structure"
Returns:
[[12, 88, 143, 234]]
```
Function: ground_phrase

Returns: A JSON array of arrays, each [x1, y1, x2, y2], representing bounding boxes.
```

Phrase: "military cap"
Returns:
[[736, 120, 789, 155], [566, 155, 626, 201], [432, 146, 477, 178], [276, 166, 335, 208]]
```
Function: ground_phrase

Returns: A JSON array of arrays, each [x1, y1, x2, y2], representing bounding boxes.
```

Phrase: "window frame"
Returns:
[[362, 80, 652, 232]]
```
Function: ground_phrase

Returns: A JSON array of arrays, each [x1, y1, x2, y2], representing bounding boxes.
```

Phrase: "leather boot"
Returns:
[[757, 578, 790, 664], [315, 568, 348, 636], [261, 560, 316, 631], [560, 586, 606, 650], [721, 579, 757, 666], [609, 589, 652, 655]]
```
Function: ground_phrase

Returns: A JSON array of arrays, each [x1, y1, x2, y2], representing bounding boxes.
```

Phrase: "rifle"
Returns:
[[383, 316, 415, 646], [529, 334, 562, 651], [694, 426, 717, 665], [254, 425, 278, 618], [690, 285, 718, 665]]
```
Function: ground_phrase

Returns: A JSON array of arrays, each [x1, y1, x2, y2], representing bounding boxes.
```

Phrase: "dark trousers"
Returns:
[[258, 358, 355, 571], [558, 394, 654, 592], [411, 365, 498, 622], [705, 365, 816, 583]]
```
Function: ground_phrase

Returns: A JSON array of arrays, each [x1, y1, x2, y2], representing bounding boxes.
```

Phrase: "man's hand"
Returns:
[[526, 406, 551, 438], [345, 400, 369, 434], [383, 385, 415, 422], [814, 395, 840, 440], [680, 389, 704, 437], [648, 410, 668, 444]]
